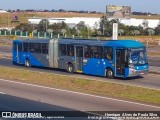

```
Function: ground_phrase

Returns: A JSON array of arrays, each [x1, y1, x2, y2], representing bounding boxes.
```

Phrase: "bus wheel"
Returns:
[[67, 63, 74, 73], [106, 68, 114, 79], [25, 59, 31, 67]]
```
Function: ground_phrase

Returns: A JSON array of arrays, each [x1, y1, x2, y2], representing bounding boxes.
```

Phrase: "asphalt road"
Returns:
[[0, 79, 160, 112], [148, 56, 160, 67], [0, 93, 73, 111], [0, 46, 12, 53], [0, 94, 91, 120], [146, 46, 160, 67]]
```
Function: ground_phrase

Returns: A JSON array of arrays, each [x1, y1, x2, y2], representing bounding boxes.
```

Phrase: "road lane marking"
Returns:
[[0, 78, 160, 109]]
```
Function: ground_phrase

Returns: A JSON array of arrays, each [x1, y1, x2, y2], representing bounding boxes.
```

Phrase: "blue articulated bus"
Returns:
[[12, 38, 148, 78]]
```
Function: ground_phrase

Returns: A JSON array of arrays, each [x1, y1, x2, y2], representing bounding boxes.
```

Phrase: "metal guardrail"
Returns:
[[0, 30, 99, 40], [0, 30, 52, 38], [1, 30, 160, 47]]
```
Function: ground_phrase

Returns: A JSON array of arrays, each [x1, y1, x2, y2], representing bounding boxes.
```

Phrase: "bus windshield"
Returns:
[[128, 49, 147, 66]]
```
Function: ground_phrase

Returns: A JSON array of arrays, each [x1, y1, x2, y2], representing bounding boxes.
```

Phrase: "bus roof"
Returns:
[[13, 38, 50, 43], [13, 38, 144, 48], [59, 39, 144, 48]]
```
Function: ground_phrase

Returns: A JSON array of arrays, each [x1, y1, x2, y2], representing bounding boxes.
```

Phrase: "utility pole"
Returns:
[[45, 19, 48, 32], [112, 19, 119, 40], [112, 23, 118, 40], [102, 15, 105, 36], [7, 13, 10, 29], [87, 24, 90, 38]]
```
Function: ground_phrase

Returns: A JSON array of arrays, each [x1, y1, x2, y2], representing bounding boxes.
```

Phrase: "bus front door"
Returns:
[[13, 42, 22, 64], [116, 49, 126, 76], [75, 46, 83, 72]]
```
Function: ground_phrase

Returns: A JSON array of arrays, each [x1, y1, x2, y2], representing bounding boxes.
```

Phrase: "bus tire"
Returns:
[[25, 59, 31, 67], [106, 68, 114, 79], [67, 63, 74, 73]]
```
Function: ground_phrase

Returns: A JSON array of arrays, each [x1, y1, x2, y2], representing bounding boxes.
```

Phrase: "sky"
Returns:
[[0, 0, 160, 14]]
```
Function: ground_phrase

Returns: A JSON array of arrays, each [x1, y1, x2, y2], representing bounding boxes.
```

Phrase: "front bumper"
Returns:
[[128, 68, 148, 77]]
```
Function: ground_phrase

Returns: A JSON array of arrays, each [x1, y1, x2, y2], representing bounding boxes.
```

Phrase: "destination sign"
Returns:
[[130, 47, 144, 52]]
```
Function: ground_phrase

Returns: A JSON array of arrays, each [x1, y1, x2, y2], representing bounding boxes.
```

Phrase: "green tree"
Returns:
[[147, 29, 155, 36], [100, 17, 120, 37], [61, 21, 68, 29], [76, 21, 86, 30], [49, 22, 68, 35], [93, 22, 99, 30], [37, 19, 49, 32], [76, 29, 81, 36], [49, 23, 61, 34], [80, 27, 89, 38], [118, 29, 124, 36], [70, 27, 77, 35], [76, 21, 91, 38], [132, 30, 140, 36], [142, 20, 149, 29], [61, 29, 66, 36], [15, 23, 32, 33], [155, 25, 160, 35], [68, 27, 77, 36], [47, 29, 53, 37]]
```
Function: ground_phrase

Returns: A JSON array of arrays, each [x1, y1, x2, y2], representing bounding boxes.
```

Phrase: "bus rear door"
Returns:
[[115, 49, 126, 77], [75, 46, 83, 73]]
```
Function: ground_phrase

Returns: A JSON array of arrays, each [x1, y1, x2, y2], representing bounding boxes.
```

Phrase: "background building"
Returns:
[[28, 17, 101, 29], [0, 9, 8, 13]]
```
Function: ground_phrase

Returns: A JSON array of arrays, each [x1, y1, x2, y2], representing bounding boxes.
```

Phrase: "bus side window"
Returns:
[[42, 43, 48, 54], [97, 46, 103, 58], [90, 46, 94, 58], [84, 46, 89, 58], [35, 43, 41, 54], [93, 46, 102, 59], [59, 44, 66, 56], [67, 45, 74, 56], [18, 44, 22, 52], [104, 47, 113, 60], [23, 42, 28, 52], [29, 43, 35, 53], [93, 46, 98, 58], [84, 46, 93, 58]]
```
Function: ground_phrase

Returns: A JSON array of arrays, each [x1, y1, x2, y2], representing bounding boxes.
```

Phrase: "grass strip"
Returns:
[[0, 66, 159, 105]]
